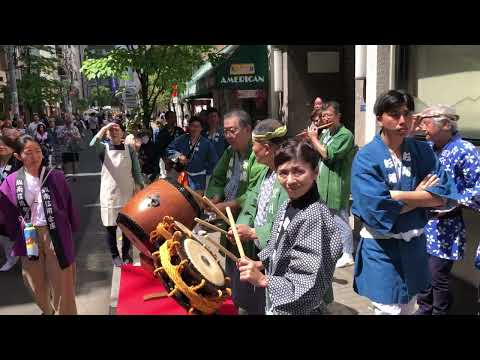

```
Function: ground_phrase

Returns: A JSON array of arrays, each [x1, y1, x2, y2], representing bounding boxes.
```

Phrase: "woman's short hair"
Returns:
[[13, 135, 38, 154], [374, 89, 415, 116], [274, 138, 319, 171], [112, 119, 126, 132]]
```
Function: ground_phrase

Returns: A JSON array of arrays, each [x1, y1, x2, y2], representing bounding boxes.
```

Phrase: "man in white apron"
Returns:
[[90, 121, 144, 266]]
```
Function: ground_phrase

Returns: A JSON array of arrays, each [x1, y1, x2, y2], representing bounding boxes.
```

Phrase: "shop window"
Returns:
[[403, 45, 480, 143]]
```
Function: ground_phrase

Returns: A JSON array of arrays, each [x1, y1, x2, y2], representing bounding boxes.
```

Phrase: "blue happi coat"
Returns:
[[425, 134, 480, 262], [351, 134, 460, 304], [166, 134, 218, 191], [203, 128, 227, 161]]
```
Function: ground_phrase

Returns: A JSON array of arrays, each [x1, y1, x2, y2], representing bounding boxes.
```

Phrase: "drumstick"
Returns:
[[194, 217, 228, 235], [202, 196, 230, 224], [226, 207, 245, 258], [184, 185, 205, 209], [202, 234, 239, 263], [174, 220, 238, 262], [143, 291, 168, 301]]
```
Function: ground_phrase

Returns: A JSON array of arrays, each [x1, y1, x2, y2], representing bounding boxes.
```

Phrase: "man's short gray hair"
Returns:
[[224, 109, 252, 129], [419, 105, 459, 133]]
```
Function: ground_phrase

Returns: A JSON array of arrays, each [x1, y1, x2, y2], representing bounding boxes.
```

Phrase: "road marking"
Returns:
[[66, 172, 101, 177], [84, 203, 101, 208]]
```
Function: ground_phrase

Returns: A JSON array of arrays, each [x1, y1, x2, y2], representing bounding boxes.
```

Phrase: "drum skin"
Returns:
[[117, 179, 201, 258]]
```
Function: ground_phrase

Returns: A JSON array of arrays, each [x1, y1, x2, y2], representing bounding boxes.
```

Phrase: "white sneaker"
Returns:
[[0, 256, 19, 272], [336, 253, 354, 268], [113, 256, 123, 267]]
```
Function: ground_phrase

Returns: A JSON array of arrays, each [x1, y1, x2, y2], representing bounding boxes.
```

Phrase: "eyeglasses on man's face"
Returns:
[[322, 112, 336, 119], [223, 127, 241, 136]]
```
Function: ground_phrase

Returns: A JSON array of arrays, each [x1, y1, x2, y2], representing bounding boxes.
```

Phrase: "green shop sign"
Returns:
[[215, 45, 267, 90]]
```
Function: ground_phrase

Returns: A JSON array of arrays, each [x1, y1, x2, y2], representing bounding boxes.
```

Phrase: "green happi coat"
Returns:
[[316, 125, 356, 210], [236, 167, 289, 250], [205, 145, 266, 259]]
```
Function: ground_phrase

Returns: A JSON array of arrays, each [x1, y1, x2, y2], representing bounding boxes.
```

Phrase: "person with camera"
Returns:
[[166, 116, 218, 193]]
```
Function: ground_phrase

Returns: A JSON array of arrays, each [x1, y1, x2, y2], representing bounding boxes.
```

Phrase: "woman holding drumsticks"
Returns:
[[238, 138, 343, 315]]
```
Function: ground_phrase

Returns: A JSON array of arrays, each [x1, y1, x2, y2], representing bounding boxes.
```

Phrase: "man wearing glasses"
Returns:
[[307, 101, 356, 270], [205, 109, 266, 315]]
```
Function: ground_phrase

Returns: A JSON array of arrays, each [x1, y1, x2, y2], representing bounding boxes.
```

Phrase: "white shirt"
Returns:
[[24, 171, 47, 226], [28, 121, 40, 135]]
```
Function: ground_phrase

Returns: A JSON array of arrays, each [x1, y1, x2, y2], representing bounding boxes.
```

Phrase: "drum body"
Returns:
[[117, 179, 201, 258], [153, 231, 231, 315]]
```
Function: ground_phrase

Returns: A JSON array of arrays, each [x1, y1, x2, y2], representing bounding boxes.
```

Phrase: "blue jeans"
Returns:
[[330, 208, 354, 255]]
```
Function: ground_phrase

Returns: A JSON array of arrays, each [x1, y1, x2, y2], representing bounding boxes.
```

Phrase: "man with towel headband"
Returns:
[[415, 105, 480, 315]]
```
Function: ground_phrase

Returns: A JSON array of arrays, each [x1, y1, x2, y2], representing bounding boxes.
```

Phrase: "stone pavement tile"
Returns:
[[329, 264, 374, 315]]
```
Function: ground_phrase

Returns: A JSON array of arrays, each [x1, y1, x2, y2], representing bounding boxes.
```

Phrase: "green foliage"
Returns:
[[75, 98, 90, 113], [81, 45, 217, 128], [15, 45, 67, 115], [90, 85, 114, 107]]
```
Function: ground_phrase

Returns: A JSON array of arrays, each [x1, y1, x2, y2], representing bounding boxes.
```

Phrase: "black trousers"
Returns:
[[105, 226, 131, 259], [417, 255, 454, 315]]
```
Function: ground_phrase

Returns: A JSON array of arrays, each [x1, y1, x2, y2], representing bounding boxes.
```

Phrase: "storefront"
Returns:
[[212, 45, 269, 123], [181, 45, 269, 124]]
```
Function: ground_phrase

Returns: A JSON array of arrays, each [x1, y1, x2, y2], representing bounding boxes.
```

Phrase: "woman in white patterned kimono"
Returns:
[[238, 138, 343, 315]]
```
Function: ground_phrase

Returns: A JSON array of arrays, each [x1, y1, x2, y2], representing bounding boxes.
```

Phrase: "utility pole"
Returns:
[[5, 45, 19, 119]]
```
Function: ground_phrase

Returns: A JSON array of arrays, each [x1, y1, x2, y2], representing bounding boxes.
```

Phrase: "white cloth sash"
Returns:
[[360, 225, 424, 242]]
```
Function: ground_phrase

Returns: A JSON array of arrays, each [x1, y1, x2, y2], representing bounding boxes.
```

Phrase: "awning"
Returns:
[[214, 45, 268, 90], [180, 45, 239, 101], [182, 62, 213, 99]]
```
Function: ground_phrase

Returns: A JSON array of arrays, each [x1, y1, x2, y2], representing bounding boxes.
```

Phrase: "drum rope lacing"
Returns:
[[152, 234, 231, 315]]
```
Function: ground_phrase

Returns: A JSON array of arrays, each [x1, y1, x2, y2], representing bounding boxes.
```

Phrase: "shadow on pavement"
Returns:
[[327, 301, 360, 315], [333, 277, 349, 285], [0, 263, 36, 309], [450, 275, 479, 315]]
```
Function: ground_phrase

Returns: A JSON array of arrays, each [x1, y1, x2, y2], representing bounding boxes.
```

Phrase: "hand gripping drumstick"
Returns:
[[174, 221, 238, 262], [194, 217, 228, 235], [202, 196, 230, 224], [226, 207, 245, 258]]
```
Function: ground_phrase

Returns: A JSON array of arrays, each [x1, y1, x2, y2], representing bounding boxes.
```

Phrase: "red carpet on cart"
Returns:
[[116, 264, 237, 315]]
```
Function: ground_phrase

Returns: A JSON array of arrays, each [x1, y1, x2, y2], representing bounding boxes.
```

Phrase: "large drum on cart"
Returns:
[[116, 179, 201, 260]]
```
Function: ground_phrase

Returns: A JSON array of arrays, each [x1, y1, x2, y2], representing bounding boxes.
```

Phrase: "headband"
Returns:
[[252, 125, 287, 142]]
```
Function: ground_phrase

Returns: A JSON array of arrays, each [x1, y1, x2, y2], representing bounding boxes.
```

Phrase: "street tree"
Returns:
[[90, 85, 114, 108], [80, 45, 220, 129], [15, 45, 68, 120]]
